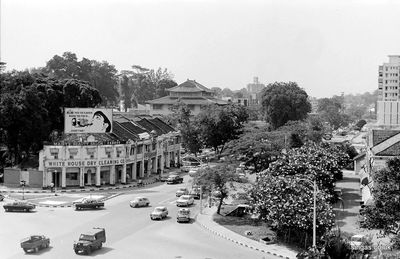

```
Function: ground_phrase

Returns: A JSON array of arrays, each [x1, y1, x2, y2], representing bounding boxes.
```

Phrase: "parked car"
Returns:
[[176, 187, 189, 197], [74, 198, 104, 210], [188, 169, 199, 177], [177, 208, 191, 223], [129, 197, 150, 208], [176, 195, 194, 207], [0, 193, 4, 201], [20, 235, 50, 253], [73, 227, 106, 255], [350, 234, 372, 253], [189, 187, 201, 199], [150, 206, 168, 220], [3, 201, 35, 212], [166, 175, 183, 184]]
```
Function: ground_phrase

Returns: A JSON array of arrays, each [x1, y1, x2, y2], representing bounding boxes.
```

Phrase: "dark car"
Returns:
[[20, 235, 50, 253], [3, 201, 35, 212], [73, 227, 106, 255], [74, 198, 104, 210], [166, 175, 183, 184]]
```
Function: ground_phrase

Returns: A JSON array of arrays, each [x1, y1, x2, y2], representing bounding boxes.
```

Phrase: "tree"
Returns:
[[221, 88, 234, 97], [197, 103, 249, 154], [364, 157, 400, 234], [251, 174, 335, 248], [211, 87, 222, 98], [45, 52, 119, 105], [166, 101, 202, 155], [261, 82, 311, 129], [195, 164, 239, 214], [0, 71, 102, 166], [317, 97, 350, 130], [223, 124, 284, 173]]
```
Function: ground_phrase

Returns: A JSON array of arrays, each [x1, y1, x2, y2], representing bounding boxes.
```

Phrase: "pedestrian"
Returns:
[[50, 182, 54, 192]]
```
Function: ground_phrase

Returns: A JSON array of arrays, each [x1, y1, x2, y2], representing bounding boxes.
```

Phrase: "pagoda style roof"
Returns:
[[147, 96, 228, 105], [167, 79, 214, 93]]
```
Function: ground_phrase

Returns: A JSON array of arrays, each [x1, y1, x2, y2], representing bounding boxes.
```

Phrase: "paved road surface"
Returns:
[[1, 177, 278, 259]]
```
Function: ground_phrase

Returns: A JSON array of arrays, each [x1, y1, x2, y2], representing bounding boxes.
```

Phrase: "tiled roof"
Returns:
[[372, 129, 400, 146], [377, 142, 400, 156], [112, 122, 138, 141], [135, 118, 164, 135], [149, 118, 175, 133], [167, 80, 213, 93], [147, 96, 228, 105]]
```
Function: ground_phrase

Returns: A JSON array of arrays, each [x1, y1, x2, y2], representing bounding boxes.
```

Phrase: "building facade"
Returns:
[[147, 79, 228, 116], [34, 114, 181, 189], [378, 55, 400, 102]]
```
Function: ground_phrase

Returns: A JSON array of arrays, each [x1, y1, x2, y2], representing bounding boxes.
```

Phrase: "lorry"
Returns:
[[73, 227, 106, 255], [20, 235, 50, 253]]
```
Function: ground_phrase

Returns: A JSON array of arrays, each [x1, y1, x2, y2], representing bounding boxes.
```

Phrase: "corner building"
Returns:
[[39, 113, 181, 188]]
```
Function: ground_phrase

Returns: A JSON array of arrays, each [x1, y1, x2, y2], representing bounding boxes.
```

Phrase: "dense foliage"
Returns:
[[0, 71, 102, 166], [261, 82, 311, 129], [364, 158, 400, 234], [197, 103, 249, 154]]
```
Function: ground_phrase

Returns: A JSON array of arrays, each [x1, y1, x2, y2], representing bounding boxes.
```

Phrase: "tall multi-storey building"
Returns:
[[378, 55, 400, 101], [246, 77, 265, 94]]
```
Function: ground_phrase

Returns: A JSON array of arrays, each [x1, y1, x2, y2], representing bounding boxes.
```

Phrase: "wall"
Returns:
[[4, 168, 20, 187], [28, 170, 43, 188]]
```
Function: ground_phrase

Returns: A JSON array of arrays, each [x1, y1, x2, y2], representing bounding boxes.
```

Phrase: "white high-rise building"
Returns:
[[378, 55, 400, 101], [377, 55, 400, 126]]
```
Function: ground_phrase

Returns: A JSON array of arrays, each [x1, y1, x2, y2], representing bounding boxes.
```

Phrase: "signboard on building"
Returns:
[[64, 108, 113, 134]]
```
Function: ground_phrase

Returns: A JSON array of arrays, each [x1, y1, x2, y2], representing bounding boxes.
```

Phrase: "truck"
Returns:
[[73, 227, 106, 255], [20, 235, 50, 253]]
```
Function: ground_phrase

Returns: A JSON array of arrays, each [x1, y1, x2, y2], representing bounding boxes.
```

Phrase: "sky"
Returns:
[[1, 0, 400, 98]]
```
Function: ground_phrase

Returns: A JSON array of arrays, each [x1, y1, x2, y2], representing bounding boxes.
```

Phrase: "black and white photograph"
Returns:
[[1, 0, 400, 258]]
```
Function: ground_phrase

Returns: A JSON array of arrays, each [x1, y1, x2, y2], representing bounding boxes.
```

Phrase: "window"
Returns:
[[130, 147, 135, 155], [152, 142, 156, 150], [145, 145, 149, 152], [50, 148, 59, 159], [106, 152, 112, 158], [67, 173, 78, 180], [137, 145, 143, 154], [153, 104, 162, 110], [70, 154, 75, 159]]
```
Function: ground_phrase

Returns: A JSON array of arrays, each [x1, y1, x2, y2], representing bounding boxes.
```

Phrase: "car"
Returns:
[[150, 206, 168, 220], [176, 187, 189, 197], [189, 187, 201, 199], [0, 193, 4, 202], [188, 169, 199, 177], [3, 201, 35, 212], [176, 195, 194, 207], [74, 198, 104, 210], [166, 175, 183, 184], [73, 227, 106, 255], [129, 197, 150, 208], [350, 234, 372, 252], [177, 208, 191, 223], [20, 235, 50, 253]]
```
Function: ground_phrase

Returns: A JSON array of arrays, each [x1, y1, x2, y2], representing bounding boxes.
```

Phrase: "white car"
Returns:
[[150, 206, 168, 220], [130, 197, 150, 208], [176, 195, 194, 207], [176, 187, 189, 197], [350, 234, 372, 252]]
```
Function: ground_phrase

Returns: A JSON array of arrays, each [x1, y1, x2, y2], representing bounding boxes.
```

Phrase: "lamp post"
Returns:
[[298, 178, 317, 248], [20, 180, 26, 200]]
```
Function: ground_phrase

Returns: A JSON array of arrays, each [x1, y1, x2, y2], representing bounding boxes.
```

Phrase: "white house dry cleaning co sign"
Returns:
[[45, 159, 125, 167]]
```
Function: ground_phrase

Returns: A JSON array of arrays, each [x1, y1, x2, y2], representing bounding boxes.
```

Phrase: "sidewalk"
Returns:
[[195, 206, 298, 259]]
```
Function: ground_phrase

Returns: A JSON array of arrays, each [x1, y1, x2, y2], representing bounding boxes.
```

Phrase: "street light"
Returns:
[[297, 178, 317, 248], [20, 180, 26, 200]]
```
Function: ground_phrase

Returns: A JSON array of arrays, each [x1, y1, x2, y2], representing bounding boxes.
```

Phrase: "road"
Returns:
[[0, 176, 277, 259]]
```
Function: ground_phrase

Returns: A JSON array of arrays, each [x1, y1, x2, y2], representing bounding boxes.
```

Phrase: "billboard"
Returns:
[[64, 108, 113, 134]]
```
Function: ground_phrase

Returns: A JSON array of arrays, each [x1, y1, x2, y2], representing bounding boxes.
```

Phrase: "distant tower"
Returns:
[[377, 55, 400, 126]]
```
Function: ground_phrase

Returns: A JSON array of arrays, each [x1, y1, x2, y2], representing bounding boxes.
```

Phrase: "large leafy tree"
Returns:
[[45, 52, 119, 105], [197, 103, 249, 154], [166, 101, 202, 155], [223, 124, 284, 173], [251, 174, 335, 248], [0, 71, 102, 166], [195, 164, 239, 214], [261, 82, 311, 129], [364, 157, 400, 234], [317, 97, 350, 130]]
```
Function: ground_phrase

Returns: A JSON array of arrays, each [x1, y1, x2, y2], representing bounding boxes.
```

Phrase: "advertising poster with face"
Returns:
[[64, 108, 113, 133]]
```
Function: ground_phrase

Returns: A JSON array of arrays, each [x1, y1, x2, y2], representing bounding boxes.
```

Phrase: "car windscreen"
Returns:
[[79, 234, 96, 241]]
